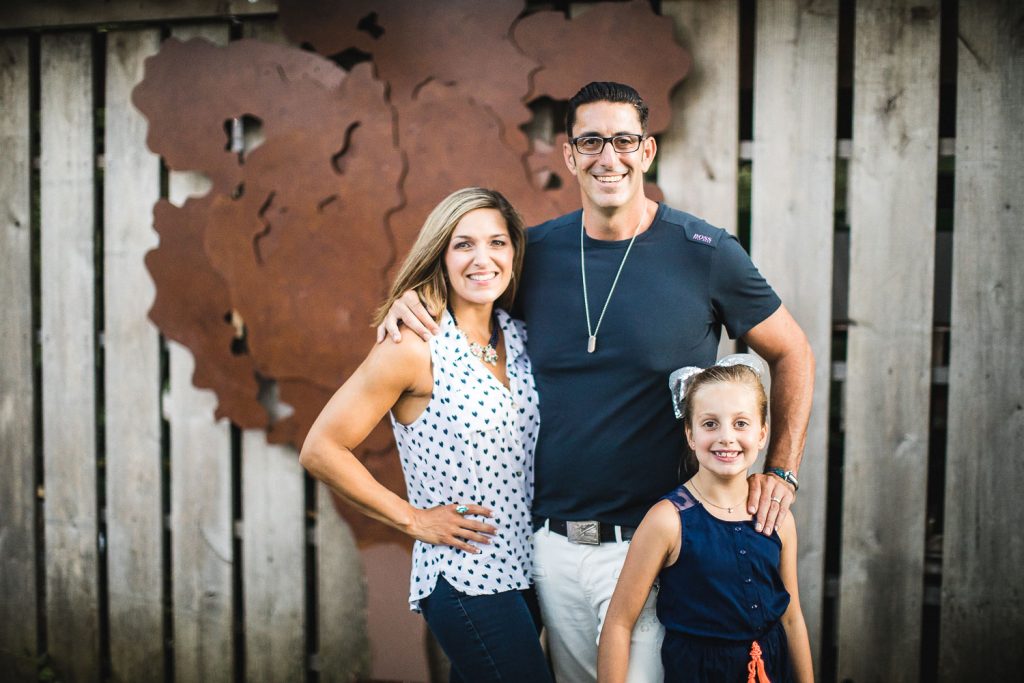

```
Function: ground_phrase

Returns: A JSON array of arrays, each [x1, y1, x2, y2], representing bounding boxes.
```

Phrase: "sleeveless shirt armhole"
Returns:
[[662, 484, 699, 512], [661, 486, 697, 563]]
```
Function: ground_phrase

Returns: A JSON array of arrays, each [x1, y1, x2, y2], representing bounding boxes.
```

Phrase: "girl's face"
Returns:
[[685, 380, 768, 479], [444, 208, 514, 309]]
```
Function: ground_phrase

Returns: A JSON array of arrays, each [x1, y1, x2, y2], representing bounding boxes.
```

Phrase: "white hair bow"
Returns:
[[668, 353, 766, 420]]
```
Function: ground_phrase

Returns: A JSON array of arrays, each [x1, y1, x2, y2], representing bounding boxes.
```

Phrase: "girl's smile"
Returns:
[[685, 381, 768, 479]]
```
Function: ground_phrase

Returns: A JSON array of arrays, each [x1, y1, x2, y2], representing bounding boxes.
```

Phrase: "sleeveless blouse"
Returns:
[[390, 309, 539, 611], [656, 484, 791, 640]]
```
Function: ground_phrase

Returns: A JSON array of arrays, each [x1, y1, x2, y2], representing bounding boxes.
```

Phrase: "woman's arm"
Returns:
[[597, 501, 679, 683], [299, 338, 496, 553], [776, 513, 814, 682]]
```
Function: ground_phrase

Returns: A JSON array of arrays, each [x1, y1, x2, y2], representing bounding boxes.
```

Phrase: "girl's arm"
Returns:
[[597, 500, 680, 683], [299, 338, 496, 553], [776, 513, 814, 682]]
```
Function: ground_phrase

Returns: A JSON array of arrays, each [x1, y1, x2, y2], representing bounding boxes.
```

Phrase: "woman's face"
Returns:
[[444, 208, 514, 309]]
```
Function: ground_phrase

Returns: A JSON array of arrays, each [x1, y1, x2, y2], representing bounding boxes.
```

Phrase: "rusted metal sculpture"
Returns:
[[134, 0, 690, 547]]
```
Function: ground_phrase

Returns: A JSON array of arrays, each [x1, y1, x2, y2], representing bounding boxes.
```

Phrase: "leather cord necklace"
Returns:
[[580, 205, 646, 354]]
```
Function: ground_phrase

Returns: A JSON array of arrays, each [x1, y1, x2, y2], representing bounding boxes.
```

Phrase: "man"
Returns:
[[380, 82, 814, 682]]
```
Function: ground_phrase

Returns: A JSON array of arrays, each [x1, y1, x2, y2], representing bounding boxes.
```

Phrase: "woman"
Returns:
[[300, 187, 552, 682]]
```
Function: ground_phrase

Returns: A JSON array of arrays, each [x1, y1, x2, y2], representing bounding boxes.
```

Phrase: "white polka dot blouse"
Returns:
[[390, 308, 540, 612]]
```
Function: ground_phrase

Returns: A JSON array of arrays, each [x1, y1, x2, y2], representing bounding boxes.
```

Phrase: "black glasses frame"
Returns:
[[569, 133, 647, 155]]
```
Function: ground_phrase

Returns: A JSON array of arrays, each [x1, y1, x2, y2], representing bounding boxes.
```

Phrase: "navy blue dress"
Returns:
[[656, 485, 794, 682]]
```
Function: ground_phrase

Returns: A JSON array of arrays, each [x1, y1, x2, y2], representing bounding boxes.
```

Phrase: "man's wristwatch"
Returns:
[[765, 467, 799, 492]]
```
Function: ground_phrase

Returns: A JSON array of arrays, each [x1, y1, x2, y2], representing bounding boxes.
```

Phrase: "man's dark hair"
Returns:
[[565, 81, 649, 138]]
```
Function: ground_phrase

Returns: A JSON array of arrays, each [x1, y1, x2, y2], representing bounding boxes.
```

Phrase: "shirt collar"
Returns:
[[435, 307, 524, 363]]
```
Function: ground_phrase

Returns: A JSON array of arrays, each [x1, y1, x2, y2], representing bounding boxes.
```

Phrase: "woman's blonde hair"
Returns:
[[373, 187, 526, 326]]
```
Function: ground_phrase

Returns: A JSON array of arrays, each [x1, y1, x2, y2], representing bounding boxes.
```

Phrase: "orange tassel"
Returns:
[[747, 640, 771, 683]]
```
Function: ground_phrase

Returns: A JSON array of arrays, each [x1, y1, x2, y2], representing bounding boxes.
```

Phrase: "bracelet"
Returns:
[[765, 467, 799, 492]]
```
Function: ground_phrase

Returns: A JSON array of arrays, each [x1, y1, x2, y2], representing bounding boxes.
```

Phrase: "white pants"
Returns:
[[532, 526, 664, 683]]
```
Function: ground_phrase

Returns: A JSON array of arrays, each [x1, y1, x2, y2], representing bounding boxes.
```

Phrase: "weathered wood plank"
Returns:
[[40, 31, 101, 682], [166, 342, 234, 682], [0, 34, 38, 682], [940, 1, 1024, 679], [103, 28, 164, 683], [241, 433, 305, 683], [838, 1, 940, 680], [166, 22, 234, 683], [237, 23, 306, 682], [236, 20, 370, 680], [660, 0, 740, 357], [240, 18, 406, 678], [242, 16, 293, 44], [316, 486, 370, 683], [749, 1, 838, 673], [659, 0, 739, 235], [0, 0, 277, 30]]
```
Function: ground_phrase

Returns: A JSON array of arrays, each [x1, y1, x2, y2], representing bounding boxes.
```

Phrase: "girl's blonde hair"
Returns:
[[372, 187, 526, 326], [679, 364, 768, 479]]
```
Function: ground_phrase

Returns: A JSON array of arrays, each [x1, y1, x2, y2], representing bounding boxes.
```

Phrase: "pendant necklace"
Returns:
[[689, 479, 744, 514], [580, 205, 646, 353], [447, 304, 500, 365]]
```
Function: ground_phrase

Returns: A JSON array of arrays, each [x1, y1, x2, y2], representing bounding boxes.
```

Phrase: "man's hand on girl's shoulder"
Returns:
[[746, 471, 796, 536]]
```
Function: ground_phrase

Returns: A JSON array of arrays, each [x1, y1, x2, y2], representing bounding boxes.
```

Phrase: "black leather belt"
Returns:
[[534, 516, 636, 544]]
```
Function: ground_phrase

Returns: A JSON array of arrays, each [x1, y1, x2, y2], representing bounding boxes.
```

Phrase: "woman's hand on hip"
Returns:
[[407, 504, 497, 553]]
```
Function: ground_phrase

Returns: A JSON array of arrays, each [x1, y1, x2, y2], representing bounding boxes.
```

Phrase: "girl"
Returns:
[[300, 187, 552, 683], [597, 356, 813, 683]]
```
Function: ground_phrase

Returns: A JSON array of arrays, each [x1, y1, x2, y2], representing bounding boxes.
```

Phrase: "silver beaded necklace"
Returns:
[[580, 206, 647, 354]]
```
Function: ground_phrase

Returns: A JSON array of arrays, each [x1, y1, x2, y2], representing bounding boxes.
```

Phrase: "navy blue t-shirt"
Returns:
[[515, 203, 781, 527]]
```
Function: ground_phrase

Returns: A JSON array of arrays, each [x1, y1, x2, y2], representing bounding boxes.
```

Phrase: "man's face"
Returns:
[[563, 101, 657, 212]]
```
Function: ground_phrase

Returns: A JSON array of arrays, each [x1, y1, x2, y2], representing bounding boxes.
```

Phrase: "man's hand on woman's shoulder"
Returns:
[[375, 290, 441, 343]]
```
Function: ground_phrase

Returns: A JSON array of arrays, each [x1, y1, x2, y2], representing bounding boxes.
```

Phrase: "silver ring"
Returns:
[[770, 496, 783, 504], [455, 504, 469, 515]]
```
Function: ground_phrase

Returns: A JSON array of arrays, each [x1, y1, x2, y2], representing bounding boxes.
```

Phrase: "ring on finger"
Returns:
[[770, 496, 783, 504], [455, 504, 469, 515]]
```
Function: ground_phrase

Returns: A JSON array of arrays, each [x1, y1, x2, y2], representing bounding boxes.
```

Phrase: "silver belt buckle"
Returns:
[[566, 520, 600, 545]]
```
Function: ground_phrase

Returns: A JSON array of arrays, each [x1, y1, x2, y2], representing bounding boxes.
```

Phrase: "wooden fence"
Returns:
[[1, 1, 1021, 682]]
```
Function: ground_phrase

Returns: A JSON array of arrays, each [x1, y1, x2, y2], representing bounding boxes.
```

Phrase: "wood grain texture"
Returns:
[[316, 486, 371, 682], [242, 16, 294, 44], [838, 1, 940, 680], [660, 0, 740, 358], [40, 31, 101, 683], [103, 28, 165, 683], [940, 1, 1024, 678], [0, 34, 38, 682], [167, 342, 234, 682], [238, 21, 372, 680], [241, 434, 305, 683], [659, 0, 740, 235], [0, 0, 278, 30], [166, 22, 234, 683], [749, 1, 838, 672]]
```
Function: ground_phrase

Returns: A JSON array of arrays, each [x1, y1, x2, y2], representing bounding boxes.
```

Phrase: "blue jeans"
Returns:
[[420, 576, 554, 683]]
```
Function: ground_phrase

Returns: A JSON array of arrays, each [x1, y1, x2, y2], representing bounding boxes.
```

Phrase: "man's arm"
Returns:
[[741, 304, 815, 535]]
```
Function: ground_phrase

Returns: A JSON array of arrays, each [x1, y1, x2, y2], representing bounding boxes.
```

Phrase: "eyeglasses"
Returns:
[[569, 133, 646, 155]]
